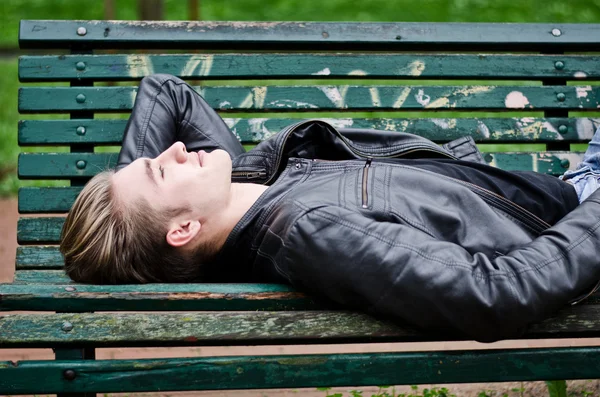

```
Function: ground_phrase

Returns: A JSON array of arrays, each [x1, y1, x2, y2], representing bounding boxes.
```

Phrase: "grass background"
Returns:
[[2, 0, 600, 196]]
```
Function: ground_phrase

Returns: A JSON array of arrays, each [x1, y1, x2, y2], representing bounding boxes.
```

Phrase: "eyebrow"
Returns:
[[144, 159, 157, 187]]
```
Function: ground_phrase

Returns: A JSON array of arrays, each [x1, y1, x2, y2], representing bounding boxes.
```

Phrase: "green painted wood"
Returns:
[[18, 85, 600, 113], [0, 283, 318, 312], [4, 347, 600, 394], [16, 246, 64, 269], [19, 21, 600, 51], [18, 153, 116, 179], [3, 304, 600, 348], [13, 270, 71, 284], [16, 151, 582, 183], [0, 311, 413, 347], [18, 54, 600, 81], [18, 119, 126, 145], [18, 118, 600, 146], [18, 217, 65, 243], [18, 187, 81, 213]]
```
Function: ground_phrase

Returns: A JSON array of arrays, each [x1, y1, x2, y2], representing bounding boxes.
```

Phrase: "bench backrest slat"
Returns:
[[18, 54, 600, 81], [19, 21, 600, 51], [19, 85, 600, 112], [19, 118, 597, 146]]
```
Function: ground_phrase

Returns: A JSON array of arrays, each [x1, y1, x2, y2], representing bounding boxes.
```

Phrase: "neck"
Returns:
[[207, 182, 269, 249]]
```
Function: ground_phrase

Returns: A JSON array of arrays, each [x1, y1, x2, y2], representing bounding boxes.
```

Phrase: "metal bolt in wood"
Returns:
[[62, 321, 73, 332], [76, 94, 86, 103], [556, 93, 566, 102], [551, 28, 562, 37], [76, 27, 87, 36], [76, 126, 86, 136], [554, 61, 565, 70], [75, 61, 86, 71], [558, 125, 568, 134], [65, 286, 76, 292], [560, 159, 570, 168], [63, 369, 76, 381], [76, 160, 87, 169]]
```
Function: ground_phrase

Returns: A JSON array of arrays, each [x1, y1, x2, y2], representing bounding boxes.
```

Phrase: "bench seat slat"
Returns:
[[16, 246, 63, 269], [19, 85, 600, 112], [2, 306, 600, 348], [19, 21, 600, 51], [18, 118, 599, 146], [13, 270, 70, 284], [2, 280, 600, 312], [17, 152, 581, 182], [5, 349, 600, 394], [0, 283, 317, 312], [19, 54, 600, 81]]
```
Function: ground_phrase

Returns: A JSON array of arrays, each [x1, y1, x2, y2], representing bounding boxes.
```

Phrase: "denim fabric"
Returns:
[[560, 126, 600, 203]]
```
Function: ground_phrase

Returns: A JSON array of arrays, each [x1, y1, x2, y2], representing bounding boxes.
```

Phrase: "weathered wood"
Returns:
[[3, 305, 600, 348], [18, 54, 600, 81], [5, 347, 600, 394], [16, 246, 64, 269], [13, 270, 71, 284], [18, 117, 600, 146], [19, 21, 600, 51], [18, 187, 80, 213], [16, 152, 582, 183], [0, 283, 318, 312], [18, 153, 115, 179], [19, 85, 600, 113]]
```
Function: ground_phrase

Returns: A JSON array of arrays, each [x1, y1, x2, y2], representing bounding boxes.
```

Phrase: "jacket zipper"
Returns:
[[362, 157, 372, 208], [456, 179, 551, 235], [231, 171, 267, 181]]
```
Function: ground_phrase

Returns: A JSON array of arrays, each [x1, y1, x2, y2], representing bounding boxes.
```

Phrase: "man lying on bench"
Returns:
[[60, 74, 600, 342]]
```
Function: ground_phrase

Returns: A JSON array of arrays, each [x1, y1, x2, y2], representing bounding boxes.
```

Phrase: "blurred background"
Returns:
[[2, 2, 600, 396], [1, 0, 600, 196]]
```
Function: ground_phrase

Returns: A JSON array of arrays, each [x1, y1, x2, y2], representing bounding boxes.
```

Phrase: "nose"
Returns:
[[157, 141, 187, 164]]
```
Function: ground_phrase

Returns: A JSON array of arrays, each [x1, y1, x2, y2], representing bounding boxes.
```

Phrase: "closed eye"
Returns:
[[158, 165, 165, 179]]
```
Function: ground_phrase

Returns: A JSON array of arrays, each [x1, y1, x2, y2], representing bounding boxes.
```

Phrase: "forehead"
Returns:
[[112, 158, 156, 202]]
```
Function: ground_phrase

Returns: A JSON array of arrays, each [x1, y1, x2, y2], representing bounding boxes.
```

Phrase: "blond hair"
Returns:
[[60, 170, 214, 284]]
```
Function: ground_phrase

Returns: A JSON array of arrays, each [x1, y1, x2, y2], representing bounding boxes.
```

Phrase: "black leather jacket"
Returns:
[[118, 74, 600, 342]]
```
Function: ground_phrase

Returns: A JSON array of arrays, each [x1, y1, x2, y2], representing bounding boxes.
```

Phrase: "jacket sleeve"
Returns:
[[280, 191, 600, 342], [117, 74, 244, 170]]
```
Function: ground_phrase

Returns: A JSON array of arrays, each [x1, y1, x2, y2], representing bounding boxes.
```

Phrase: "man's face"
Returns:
[[112, 142, 233, 220]]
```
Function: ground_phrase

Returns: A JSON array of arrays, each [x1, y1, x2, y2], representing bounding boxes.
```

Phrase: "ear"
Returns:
[[166, 220, 202, 248]]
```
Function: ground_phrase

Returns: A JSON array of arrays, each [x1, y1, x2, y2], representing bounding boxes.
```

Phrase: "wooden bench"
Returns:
[[2, 20, 600, 396]]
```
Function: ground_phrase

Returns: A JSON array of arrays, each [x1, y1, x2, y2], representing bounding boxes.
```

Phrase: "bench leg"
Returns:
[[54, 347, 96, 397]]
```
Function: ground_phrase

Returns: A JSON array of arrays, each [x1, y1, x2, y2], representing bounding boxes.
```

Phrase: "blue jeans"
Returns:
[[560, 126, 600, 203]]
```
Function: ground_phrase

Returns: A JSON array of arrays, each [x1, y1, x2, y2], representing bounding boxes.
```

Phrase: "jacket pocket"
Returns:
[[361, 158, 373, 208]]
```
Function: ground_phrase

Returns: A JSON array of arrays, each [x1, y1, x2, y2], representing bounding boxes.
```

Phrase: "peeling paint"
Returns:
[[431, 119, 457, 130], [313, 68, 331, 76], [269, 100, 319, 109], [576, 86, 592, 99], [415, 89, 431, 107], [219, 101, 232, 108], [426, 97, 450, 109], [574, 71, 588, 79], [455, 86, 493, 96], [392, 88, 412, 108], [252, 86, 267, 109], [126, 55, 154, 78], [180, 55, 213, 77], [398, 60, 425, 77], [369, 87, 381, 107], [505, 91, 530, 109], [318, 86, 345, 108], [477, 121, 490, 138], [326, 118, 355, 128]]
